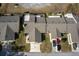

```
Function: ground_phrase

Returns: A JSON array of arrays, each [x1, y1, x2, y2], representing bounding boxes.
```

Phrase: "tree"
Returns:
[[66, 3, 79, 14], [66, 4, 73, 13]]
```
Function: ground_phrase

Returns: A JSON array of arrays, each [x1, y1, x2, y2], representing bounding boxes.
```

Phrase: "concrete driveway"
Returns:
[[30, 42, 41, 52]]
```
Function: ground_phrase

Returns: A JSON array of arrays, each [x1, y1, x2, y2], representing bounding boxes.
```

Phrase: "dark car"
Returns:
[[57, 45, 61, 51], [73, 43, 77, 50], [53, 40, 56, 47]]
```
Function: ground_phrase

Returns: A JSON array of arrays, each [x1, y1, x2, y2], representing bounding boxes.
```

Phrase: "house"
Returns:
[[0, 15, 20, 43], [24, 13, 45, 42], [46, 17, 79, 43], [24, 13, 79, 50]]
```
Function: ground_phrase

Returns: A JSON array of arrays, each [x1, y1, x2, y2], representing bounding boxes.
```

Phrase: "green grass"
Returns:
[[40, 33, 52, 53], [15, 31, 26, 45], [60, 33, 72, 52], [60, 41, 72, 52], [24, 43, 30, 52], [40, 42, 52, 53]]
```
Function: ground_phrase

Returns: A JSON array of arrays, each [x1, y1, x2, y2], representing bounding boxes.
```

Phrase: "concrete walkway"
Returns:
[[49, 33, 58, 52], [30, 42, 41, 52], [52, 39, 58, 52], [67, 33, 74, 51]]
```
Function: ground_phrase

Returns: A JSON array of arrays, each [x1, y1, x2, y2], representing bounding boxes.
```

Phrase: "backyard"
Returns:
[[40, 33, 52, 53]]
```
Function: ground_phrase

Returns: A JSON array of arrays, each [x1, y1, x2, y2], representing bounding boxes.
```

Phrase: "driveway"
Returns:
[[52, 39, 58, 52], [30, 42, 41, 52]]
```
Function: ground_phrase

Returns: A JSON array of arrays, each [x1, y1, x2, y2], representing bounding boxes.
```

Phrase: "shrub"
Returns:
[[40, 42, 52, 53], [61, 38, 67, 42]]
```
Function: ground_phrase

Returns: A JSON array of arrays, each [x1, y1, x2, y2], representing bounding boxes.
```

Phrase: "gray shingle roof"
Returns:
[[28, 28, 41, 42], [0, 16, 20, 32], [73, 15, 79, 22], [0, 23, 7, 41], [47, 17, 75, 24], [65, 18, 76, 24], [0, 16, 19, 22], [36, 17, 45, 23], [5, 25, 15, 41], [24, 22, 45, 42], [0, 16, 20, 41], [67, 24, 79, 43], [47, 17, 66, 24], [24, 14, 79, 43]]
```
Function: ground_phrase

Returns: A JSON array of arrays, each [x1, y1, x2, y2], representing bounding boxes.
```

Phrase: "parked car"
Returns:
[[73, 43, 77, 50], [53, 40, 56, 47], [57, 45, 61, 51]]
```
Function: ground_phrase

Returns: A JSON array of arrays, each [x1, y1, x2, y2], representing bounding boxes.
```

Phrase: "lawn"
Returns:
[[60, 41, 72, 52], [60, 33, 72, 52], [11, 31, 30, 52], [40, 33, 52, 53]]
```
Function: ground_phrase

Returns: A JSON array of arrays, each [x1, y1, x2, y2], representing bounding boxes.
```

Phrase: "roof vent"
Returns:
[[24, 14, 30, 21], [64, 13, 73, 18]]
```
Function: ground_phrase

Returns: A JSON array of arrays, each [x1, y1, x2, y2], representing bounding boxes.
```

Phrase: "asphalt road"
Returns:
[[24, 52, 79, 56], [0, 43, 79, 56], [1, 51, 79, 56]]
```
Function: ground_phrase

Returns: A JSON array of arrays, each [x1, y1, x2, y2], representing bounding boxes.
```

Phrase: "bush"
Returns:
[[40, 34, 52, 53], [61, 38, 67, 42], [40, 42, 52, 53], [24, 44, 30, 52], [11, 43, 30, 52], [61, 44, 72, 52], [11, 31, 30, 52]]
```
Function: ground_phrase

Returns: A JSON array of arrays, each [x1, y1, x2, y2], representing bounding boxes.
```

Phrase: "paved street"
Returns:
[[24, 52, 79, 56]]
